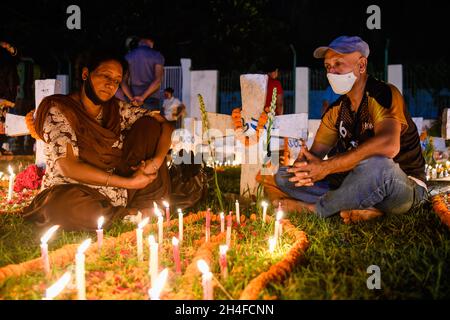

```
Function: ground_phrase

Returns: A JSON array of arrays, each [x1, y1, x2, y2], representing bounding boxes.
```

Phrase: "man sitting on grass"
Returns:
[[273, 36, 428, 223]]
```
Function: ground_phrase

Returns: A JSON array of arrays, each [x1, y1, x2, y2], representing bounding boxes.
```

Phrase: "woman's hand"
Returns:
[[128, 168, 157, 189]]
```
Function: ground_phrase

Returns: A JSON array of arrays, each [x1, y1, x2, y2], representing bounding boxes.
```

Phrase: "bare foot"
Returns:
[[340, 208, 384, 224], [273, 198, 315, 214]]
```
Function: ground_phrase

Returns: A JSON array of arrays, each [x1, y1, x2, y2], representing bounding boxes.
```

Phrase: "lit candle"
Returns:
[[96, 216, 104, 252], [274, 210, 283, 240], [172, 237, 182, 274], [7, 165, 15, 201], [136, 217, 149, 263], [148, 235, 159, 287], [148, 268, 168, 300], [261, 201, 268, 224], [235, 200, 241, 225], [163, 200, 170, 222], [197, 259, 213, 300], [178, 208, 183, 243], [40, 225, 60, 276], [155, 208, 164, 244], [268, 237, 276, 253], [76, 239, 91, 300], [219, 245, 228, 279], [220, 212, 225, 233], [43, 271, 71, 300], [226, 213, 232, 247], [205, 208, 211, 243]]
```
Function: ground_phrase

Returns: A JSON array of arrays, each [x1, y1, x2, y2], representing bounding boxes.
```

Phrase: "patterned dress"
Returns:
[[41, 101, 157, 207]]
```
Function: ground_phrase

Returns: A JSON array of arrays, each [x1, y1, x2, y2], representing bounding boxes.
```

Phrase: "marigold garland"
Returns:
[[239, 219, 309, 300], [25, 110, 41, 140], [0, 211, 310, 300], [169, 233, 226, 300], [432, 195, 450, 228], [0, 211, 206, 285]]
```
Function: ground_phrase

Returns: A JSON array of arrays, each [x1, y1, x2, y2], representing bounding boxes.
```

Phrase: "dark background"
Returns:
[[2, 0, 449, 73]]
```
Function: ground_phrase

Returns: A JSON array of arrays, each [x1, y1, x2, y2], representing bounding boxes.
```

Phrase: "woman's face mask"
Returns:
[[326, 72, 357, 95]]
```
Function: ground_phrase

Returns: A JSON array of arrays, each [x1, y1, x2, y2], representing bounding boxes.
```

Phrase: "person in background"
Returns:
[[264, 63, 284, 115], [117, 33, 165, 111], [162, 87, 185, 123], [0, 41, 19, 155]]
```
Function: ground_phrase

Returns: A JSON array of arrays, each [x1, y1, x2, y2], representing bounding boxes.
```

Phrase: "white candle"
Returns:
[[163, 200, 170, 222], [274, 210, 283, 240], [235, 200, 241, 225], [178, 208, 183, 243], [7, 165, 15, 201], [40, 225, 60, 276], [220, 212, 225, 233], [219, 245, 228, 279], [197, 259, 213, 300], [43, 271, 71, 300], [268, 237, 276, 253], [226, 213, 232, 247], [261, 201, 268, 224], [205, 208, 211, 243], [172, 237, 182, 274], [148, 235, 159, 287], [155, 209, 164, 244], [136, 217, 149, 262], [148, 268, 168, 300], [96, 216, 104, 252], [76, 239, 91, 300]]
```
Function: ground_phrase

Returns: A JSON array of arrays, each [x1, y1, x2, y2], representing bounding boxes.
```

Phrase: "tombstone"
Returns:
[[183, 74, 309, 196], [4, 79, 63, 168]]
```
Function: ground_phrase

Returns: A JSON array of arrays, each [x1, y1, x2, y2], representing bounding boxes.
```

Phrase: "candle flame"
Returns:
[[162, 200, 169, 208], [8, 165, 14, 176], [197, 259, 210, 274], [77, 239, 91, 254], [97, 216, 105, 230], [153, 201, 158, 209], [261, 201, 268, 207], [219, 245, 228, 255], [220, 212, 224, 219], [178, 208, 182, 215], [172, 237, 179, 246], [40, 225, 60, 244], [148, 235, 156, 245], [45, 272, 71, 300], [138, 217, 150, 229], [148, 268, 168, 299]]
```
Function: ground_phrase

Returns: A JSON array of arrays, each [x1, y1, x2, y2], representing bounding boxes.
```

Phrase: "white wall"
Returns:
[[180, 58, 191, 112], [189, 70, 218, 119], [388, 64, 403, 94], [295, 67, 309, 113]]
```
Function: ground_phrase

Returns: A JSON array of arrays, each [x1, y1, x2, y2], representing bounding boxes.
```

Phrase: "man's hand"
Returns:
[[287, 148, 331, 186], [131, 95, 145, 106]]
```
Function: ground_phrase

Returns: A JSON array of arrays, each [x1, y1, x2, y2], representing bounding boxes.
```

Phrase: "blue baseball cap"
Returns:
[[313, 36, 370, 59]]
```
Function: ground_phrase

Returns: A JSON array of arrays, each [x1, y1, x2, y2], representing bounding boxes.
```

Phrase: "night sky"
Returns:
[[2, 0, 449, 73]]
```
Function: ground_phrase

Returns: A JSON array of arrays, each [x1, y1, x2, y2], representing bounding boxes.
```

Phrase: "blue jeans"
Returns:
[[275, 156, 428, 218]]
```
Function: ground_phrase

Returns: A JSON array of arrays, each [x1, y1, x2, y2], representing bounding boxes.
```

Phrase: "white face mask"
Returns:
[[327, 72, 357, 95]]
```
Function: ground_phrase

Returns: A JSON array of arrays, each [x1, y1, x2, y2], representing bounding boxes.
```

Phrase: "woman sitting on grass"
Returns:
[[22, 47, 174, 231]]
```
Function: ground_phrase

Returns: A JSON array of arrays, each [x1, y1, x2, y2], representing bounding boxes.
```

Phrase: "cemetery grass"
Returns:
[[0, 168, 449, 299]]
